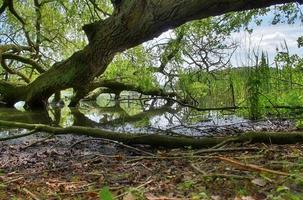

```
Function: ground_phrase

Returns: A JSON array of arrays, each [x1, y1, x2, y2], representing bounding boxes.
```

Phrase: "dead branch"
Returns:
[[0, 129, 38, 141], [217, 156, 289, 176], [1, 120, 303, 148]]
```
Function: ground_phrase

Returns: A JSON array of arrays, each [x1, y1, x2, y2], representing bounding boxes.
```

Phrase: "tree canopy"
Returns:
[[0, 0, 302, 108]]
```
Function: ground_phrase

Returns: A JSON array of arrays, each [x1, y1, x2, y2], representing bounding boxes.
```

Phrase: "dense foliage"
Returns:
[[0, 0, 302, 119]]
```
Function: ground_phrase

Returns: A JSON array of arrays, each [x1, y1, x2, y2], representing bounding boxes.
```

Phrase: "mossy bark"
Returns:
[[0, 0, 299, 108], [0, 80, 27, 106], [0, 119, 303, 148]]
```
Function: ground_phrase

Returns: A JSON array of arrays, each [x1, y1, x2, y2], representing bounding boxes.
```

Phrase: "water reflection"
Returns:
[[0, 107, 53, 124], [0, 97, 299, 137]]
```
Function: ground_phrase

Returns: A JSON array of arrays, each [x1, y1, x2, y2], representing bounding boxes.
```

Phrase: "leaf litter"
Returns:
[[0, 133, 303, 199]]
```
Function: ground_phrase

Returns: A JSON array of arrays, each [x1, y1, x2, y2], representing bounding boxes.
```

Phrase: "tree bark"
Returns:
[[1, 119, 303, 148], [71, 80, 177, 106], [0, 0, 300, 108], [0, 80, 27, 106]]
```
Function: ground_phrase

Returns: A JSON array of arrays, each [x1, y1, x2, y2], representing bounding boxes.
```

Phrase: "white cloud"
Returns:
[[231, 24, 302, 66]]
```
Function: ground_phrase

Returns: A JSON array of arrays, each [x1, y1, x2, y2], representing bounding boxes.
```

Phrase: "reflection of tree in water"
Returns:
[[0, 99, 240, 136], [0, 107, 53, 125], [71, 103, 127, 127], [100, 113, 109, 123], [49, 107, 61, 126], [0, 98, 195, 132], [71, 100, 177, 129]]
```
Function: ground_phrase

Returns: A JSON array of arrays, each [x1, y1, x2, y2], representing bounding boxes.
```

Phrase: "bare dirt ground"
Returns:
[[1, 132, 303, 200]]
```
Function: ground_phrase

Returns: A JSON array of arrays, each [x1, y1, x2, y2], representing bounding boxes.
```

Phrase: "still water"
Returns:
[[0, 96, 299, 137]]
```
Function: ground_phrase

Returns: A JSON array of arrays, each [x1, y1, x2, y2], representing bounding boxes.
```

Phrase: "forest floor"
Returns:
[[1, 132, 303, 200]]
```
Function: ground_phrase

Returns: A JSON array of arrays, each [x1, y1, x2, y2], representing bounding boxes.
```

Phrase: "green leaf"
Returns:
[[99, 186, 113, 200], [276, 185, 289, 193]]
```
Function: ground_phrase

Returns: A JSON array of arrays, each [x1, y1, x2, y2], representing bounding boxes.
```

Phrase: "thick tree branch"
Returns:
[[110, 0, 122, 14], [70, 79, 176, 106], [2, 0, 300, 108], [150, 33, 184, 74], [88, 0, 111, 17], [0, 59, 30, 83], [2, 53, 46, 73], [0, 44, 33, 53], [85, 0, 300, 48], [0, 80, 26, 105], [89, 80, 177, 97], [158, 32, 184, 73], [7, 0, 25, 24], [0, 0, 8, 16]]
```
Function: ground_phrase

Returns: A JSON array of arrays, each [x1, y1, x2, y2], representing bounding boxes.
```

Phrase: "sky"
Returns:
[[152, 12, 303, 69], [231, 23, 302, 67]]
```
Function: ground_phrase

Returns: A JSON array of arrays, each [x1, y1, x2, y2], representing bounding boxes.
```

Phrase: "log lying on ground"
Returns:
[[0, 120, 303, 148]]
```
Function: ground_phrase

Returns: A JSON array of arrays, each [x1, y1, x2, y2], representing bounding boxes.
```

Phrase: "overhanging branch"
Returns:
[[0, 59, 30, 83], [2, 53, 46, 73], [0, 0, 8, 15], [89, 80, 177, 97]]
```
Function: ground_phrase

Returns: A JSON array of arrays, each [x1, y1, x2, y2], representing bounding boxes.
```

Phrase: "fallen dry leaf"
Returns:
[[234, 196, 255, 200], [123, 193, 137, 200], [251, 178, 267, 187], [145, 193, 182, 200]]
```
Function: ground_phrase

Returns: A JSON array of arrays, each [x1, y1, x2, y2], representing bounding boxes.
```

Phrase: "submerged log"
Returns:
[[0, 120, 303, 148]]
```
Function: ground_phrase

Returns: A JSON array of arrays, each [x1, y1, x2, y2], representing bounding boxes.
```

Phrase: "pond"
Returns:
[[0, 96, 301, 138]]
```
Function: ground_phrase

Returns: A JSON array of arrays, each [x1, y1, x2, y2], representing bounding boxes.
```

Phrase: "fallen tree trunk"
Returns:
[[1, 120, 303, 148]]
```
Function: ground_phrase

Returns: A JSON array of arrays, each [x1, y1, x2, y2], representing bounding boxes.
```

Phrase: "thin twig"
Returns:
[[70, 138, 155, 156], [201, 173, 251, 180], [115, 178, 153, 199], [125, 155, 214, 163], [0, 129, 38, 141], [209, 138, 238, 149], [5, 176, 24, 184], [217, 156, 289, 176], [54, 186, 123, 196], [21, 134, 54, 150], [22, 188, 41, 200], [193, 147, 258, 155], [190, 163, 207, 175]]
